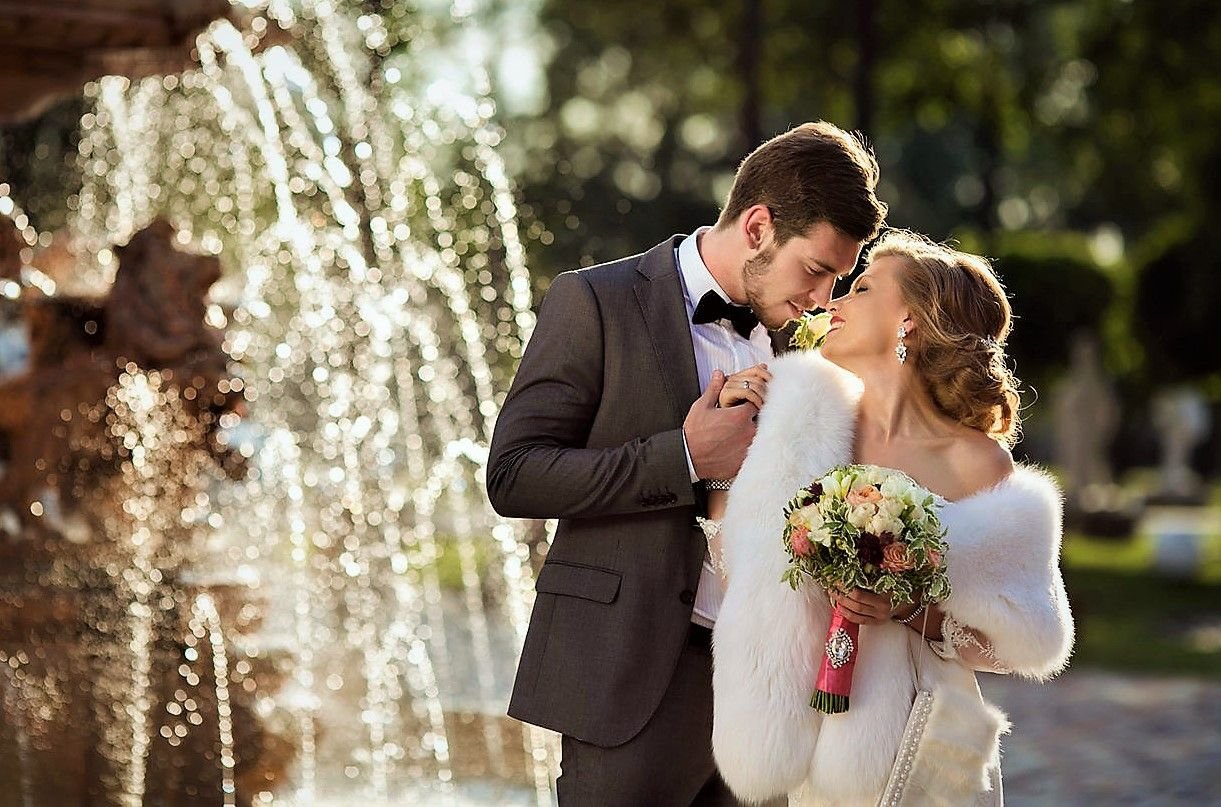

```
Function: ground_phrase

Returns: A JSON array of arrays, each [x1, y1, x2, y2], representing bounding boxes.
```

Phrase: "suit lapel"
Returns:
[[770, 320, 797, 355], [634, 236, 700, 425]]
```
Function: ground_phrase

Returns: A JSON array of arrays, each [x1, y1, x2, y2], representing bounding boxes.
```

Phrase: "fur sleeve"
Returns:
[[712, 555, 826, 801], [712, 350, 859, 801], [937, 466, 1074, 679]]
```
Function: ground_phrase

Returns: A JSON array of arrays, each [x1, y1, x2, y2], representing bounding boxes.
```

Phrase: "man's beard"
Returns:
[[742, 246, 787, 330]]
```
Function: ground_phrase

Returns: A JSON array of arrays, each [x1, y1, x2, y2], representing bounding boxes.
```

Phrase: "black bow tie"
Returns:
[[692, 290, 759, 338]]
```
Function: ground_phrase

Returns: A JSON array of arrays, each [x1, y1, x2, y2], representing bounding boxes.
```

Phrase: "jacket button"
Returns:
[[679, 590, 695, 605]]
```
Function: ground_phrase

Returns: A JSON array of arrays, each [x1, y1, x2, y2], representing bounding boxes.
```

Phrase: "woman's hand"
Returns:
[[831, 588, 905, 626], [718, 363, 772, 410]]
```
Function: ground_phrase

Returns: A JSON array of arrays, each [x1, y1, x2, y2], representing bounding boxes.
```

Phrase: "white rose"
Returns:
[[847, 503, 875, 529], [793, 311, 834, 350], [810, 527, 834, 547], [791, 504, 824, 531], [868, 513, 905, 538], [822, 472, 850, 499], [878, 498, 906, 520], [867, 466, 890, 486], [880, 473, 915, 500]]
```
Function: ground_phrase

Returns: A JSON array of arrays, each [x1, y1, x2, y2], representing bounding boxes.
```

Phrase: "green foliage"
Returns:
[[1062, 533, 1221, 680], [432, 535, 494, 592], [508, 0, 1221, 406], [1131, 218, 1221, 386], [505, 1, 748, 276], [956, 229, 1120, 391]]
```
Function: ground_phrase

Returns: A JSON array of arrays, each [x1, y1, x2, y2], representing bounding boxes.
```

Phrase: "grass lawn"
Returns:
[[1062, 529, 1221, 680]]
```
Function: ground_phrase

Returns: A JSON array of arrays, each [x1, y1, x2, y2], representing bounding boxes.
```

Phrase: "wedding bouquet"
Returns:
[[781, 464, 951, 713]]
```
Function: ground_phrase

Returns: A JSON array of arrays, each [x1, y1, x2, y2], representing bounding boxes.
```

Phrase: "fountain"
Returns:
[[0, 0, 556, 803], [0, 215, 290, 805]]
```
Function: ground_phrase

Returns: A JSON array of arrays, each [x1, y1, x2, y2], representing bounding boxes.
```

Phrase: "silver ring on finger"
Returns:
[[741, 380, 751, 389]]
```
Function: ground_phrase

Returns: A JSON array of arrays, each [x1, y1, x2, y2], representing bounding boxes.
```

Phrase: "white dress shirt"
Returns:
[[675, 228, 773, 627]]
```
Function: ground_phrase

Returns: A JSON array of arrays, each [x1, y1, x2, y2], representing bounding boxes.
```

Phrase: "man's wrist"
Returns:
[[680, 428, 700, 483]]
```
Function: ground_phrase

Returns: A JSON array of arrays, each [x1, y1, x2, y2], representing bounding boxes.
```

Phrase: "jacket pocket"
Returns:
[[535, 560, 622, 604]]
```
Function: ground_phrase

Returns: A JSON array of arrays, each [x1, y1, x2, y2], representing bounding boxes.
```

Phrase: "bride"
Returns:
[[701, 230, 1074, 805]]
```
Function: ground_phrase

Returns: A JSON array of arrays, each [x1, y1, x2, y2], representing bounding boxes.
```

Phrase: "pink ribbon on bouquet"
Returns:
[[812, 604, 859, 713]]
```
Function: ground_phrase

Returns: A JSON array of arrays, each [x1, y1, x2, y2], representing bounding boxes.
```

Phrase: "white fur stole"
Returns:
[[711, 350, 1074, 805]]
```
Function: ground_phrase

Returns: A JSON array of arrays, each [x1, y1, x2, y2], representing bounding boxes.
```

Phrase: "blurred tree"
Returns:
[[1132, 218, 1221, 386], [1064, 1, 1221, 239], [503, 0, 875, 279], [0, 99, 84, 235], [503, 1, 747, 278], [4, 0, 1217, 468], [962, 229, 1115, 389], [506, 0, 1218, 361]]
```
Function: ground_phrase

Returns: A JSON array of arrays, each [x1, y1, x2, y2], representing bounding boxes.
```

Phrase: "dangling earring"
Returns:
[[896, 325, 908, 364]]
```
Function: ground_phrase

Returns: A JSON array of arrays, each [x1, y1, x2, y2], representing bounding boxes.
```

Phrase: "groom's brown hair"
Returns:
[[717, 121, 886, 244]]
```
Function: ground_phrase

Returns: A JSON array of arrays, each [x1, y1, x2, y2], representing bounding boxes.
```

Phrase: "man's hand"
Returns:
[[683, 370, 758, 481]]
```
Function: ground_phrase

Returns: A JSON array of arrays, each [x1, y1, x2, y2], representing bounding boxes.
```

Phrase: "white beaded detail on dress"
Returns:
[[878, 689, 935, 806], [696, 517, 727, 579], [929, 613, 1011, 673]]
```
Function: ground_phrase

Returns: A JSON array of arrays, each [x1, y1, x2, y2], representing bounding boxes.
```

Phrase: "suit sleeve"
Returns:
[[485, 270, 696, 520]]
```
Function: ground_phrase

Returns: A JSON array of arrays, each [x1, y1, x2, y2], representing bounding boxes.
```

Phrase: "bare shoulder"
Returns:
[[947, 428, 1015, 492]]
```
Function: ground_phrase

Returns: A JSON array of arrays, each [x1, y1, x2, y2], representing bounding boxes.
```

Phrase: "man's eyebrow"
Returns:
[[810, 259, 850, 276]]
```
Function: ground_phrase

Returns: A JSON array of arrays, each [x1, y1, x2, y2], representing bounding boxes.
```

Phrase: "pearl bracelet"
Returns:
[[894, 602, 926, 626]]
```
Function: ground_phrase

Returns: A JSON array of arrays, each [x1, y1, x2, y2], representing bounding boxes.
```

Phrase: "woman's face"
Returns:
[[820, 255, 912, 372]]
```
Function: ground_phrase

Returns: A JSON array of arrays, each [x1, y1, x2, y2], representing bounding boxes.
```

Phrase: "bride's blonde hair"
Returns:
[[867, 230, 1022, 446]]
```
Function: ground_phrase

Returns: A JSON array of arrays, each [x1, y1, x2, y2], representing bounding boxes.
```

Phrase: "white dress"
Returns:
[[706, 505, 1005, 807], [708, 350, 1073, 807]]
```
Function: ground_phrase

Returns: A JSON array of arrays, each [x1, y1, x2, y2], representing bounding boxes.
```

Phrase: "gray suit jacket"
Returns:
[[487, 236, 713, 747]]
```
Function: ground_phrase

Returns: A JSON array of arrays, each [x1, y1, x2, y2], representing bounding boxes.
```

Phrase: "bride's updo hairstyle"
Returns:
[[868, 229, 1022, 446]]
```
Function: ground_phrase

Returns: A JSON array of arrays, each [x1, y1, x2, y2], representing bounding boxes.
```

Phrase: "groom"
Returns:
[[487, 122, 886, 804]]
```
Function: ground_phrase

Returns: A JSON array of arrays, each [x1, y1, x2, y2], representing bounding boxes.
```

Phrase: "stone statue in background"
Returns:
[[0, 218, 244, 535], [106, 219, 226, 367], [1151, 386, 1211, 504], [1051, 333, 1139, 536], [1053, 333, 1120, 495], [0, 218, 288, 804]]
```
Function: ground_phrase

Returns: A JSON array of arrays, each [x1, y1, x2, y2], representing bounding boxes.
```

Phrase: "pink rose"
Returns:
[[926, 549, 942, 568], [790, 526, 813, 557], [880, 541, 916, 573], [846, 485, 883, 506]]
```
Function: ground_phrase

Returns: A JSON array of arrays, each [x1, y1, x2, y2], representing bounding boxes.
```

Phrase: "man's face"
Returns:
[[742, 221, 862, 330]]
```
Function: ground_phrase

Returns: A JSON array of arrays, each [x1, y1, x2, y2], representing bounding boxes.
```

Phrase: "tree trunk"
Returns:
[[854, 0, 876, 135], [737, 0, 763, 155]]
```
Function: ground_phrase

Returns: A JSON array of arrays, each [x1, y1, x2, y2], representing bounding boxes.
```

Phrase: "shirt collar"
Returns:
[[676, 226, 731, 307]]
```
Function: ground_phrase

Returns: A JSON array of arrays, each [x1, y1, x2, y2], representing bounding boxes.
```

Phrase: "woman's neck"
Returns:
[[853, 361, 953, 444]]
